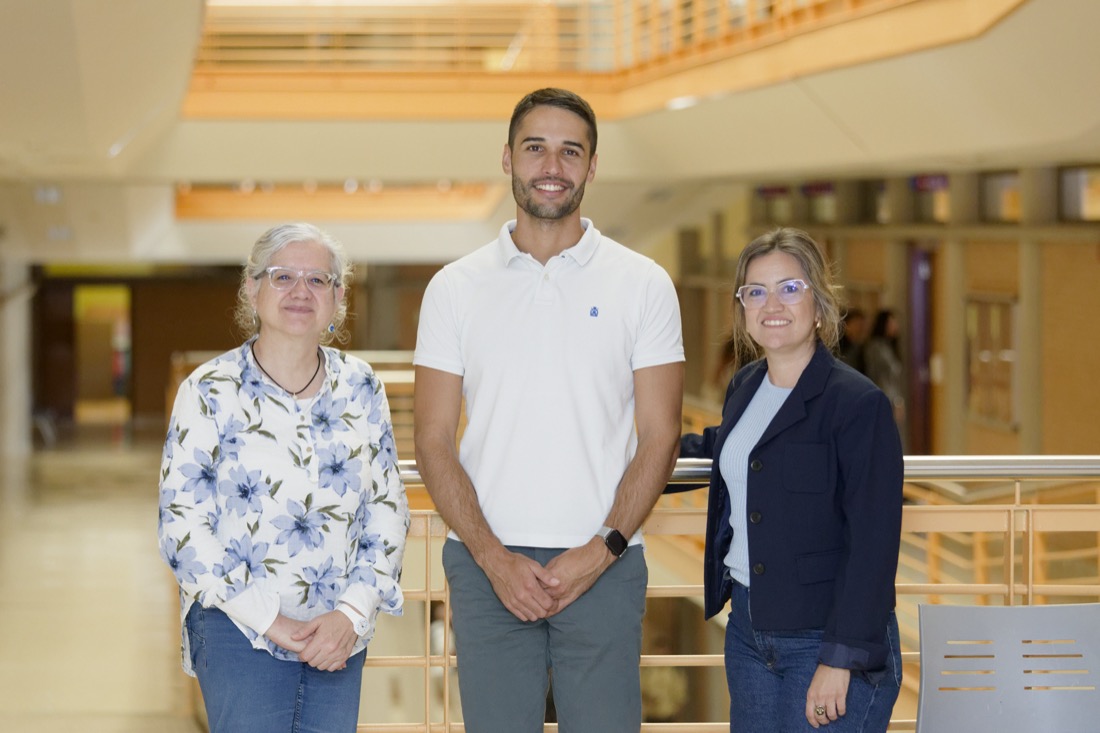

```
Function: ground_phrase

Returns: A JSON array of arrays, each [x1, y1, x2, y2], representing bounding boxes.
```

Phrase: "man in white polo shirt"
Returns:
[[413, 88, 684, 733]]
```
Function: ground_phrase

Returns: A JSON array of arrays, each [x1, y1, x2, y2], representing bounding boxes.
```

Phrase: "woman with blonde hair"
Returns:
[[675, 228, 903, 731]]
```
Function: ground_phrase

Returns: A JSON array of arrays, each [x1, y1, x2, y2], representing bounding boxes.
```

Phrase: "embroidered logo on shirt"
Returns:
[[590, 307, 599, 317]]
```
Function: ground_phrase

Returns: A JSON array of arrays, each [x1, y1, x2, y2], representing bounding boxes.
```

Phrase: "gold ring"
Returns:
[[814, 705, 827, 716]]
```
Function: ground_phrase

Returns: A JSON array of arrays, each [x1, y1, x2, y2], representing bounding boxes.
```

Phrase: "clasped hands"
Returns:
[[484, 538, 614, 622], [265, 610, 360, 672]]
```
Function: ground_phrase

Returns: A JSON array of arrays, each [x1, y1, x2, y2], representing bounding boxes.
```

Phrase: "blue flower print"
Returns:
[[376, 580, 402, 608], [159, 488, 177, 526], [311, 393, 350, 440], [272, 499, 327, 556], [318, 443, 362, 497], [348, 369, 376, 407], [221, 535, 270, 580], [298, 557, 341, 609], [218, 416, 246, 462], [358, 531, 386, 565], [203, 503, 224, 536], [179, 448, 218, 502], [377, 427, 398, 473], [165, 543, 206, 584], [351, 501, 373, 537], [197, 379, 221, 415], [158, 344, 410, 676], [348, 561, 379, 588], [219, 465, 269, 516], [164, 417, 180, 462], [368, 386, 385, 425], [239, 361, 281, 403]]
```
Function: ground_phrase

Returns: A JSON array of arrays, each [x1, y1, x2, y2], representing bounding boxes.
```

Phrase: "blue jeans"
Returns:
[[725, 582, 901, 733], [443, 539, 647, 733], [186, 605, 366, 733]]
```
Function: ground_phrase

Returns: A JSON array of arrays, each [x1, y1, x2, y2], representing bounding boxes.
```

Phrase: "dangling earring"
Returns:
[[252, 310, 260, 329], [328, 323, 335, 333]]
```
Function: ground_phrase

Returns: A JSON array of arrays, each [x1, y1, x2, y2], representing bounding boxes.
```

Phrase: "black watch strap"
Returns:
[[597, 525, 628, 558]]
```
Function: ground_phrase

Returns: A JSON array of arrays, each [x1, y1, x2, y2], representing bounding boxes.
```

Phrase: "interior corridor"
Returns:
[[0, 422, 200, 733]]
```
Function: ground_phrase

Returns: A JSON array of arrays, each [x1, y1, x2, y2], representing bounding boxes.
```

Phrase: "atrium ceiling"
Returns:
[[1, 0, 1097, 265]]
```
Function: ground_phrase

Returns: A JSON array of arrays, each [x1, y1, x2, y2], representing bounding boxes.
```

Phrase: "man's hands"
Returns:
[[264, 611, 360, 672], [542, 538, 615, 615], [481, 545, 561, 621], [482, 538, 616, 622]]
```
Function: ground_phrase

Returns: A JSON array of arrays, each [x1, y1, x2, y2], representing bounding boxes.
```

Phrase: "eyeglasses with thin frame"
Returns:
[[258, 266, 339, 293], [735, 279, 810, 309]]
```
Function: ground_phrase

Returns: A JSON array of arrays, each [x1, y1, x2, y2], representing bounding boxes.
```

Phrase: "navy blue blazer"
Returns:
[[677, 343, 903, 671]]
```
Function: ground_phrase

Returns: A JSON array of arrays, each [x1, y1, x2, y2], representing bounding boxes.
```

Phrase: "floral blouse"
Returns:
[[158, 340, 410, 675]]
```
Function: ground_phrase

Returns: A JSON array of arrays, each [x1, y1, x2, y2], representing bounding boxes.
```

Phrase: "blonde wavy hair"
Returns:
[[728, 227, 842, 371]]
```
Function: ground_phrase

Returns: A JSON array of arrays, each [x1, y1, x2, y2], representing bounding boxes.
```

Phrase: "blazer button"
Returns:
[[749, 511, 762, 524], [752, 563, 765, 575], [750, 459, 763, 472]]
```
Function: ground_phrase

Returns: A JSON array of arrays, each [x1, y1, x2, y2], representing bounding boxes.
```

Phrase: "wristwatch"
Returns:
[[337, 602, 371, 636], [597, 525, 628, 559]]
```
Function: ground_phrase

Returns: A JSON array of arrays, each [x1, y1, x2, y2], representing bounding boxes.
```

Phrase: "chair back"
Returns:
[[916, 603, 1100, 732]]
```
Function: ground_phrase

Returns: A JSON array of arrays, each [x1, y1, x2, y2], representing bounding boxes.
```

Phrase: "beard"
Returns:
[[512, 174, 587, 221]]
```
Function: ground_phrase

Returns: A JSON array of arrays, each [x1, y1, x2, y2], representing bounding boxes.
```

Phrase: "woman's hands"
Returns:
[[264, 611, 359, 671], [805, 664, 851, 728]]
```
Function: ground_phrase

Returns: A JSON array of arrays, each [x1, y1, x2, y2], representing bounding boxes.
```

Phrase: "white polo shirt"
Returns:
[[414, 219, 684, 548]]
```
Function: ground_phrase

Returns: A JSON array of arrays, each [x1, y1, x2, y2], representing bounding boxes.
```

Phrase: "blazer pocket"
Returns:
[[796, 548, 843, 585], [783, 443, 829, 493]]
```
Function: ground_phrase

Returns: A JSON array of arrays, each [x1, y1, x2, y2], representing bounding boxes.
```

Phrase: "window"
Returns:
[[802, 181, 836, 224], [1060, 165, 1100, 221], [980, 171, 1020, 223], [912, 174, 950, 224], [756, 185, 793, 224], [965, 297, 1017, 429]]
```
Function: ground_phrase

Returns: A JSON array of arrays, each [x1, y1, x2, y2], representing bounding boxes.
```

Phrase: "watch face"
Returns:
[[605, 529, 628, 557]]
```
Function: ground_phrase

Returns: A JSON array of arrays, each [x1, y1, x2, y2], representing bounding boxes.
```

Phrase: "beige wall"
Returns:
[[964, 239, 1018, 293], [1041, 240, 1100, 453]]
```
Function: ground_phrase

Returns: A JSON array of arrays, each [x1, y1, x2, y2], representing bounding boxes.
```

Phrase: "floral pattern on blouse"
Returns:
[[158, 340, 410, 675]]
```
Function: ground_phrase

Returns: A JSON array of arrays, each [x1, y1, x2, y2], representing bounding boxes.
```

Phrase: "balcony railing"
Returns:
[[343, 456, 1100, 732], [165, 355, 1100, 729], [198, 0, 920, 77]]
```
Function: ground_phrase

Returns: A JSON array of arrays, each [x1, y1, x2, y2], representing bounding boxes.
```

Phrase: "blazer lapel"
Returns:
[[715, 360, 766, 449], [754, 343, 833, 449]]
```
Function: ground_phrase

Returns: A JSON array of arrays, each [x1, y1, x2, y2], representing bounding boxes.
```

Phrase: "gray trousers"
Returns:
[[443, 539, 647, 733]]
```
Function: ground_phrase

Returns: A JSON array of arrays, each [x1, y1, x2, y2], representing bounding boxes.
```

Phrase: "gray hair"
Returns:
[[234, 223, 353, 345], [729, 227, 842, 369]]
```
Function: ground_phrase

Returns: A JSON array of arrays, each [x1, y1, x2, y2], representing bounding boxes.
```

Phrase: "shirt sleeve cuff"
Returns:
[[340, 586, 384, 622], [818, 641, 873, 670], [215, 585, 280, 636]]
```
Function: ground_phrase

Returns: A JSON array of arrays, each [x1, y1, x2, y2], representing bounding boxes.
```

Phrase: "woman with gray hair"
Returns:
[[674, 228, 903, 732], [158, 223, 410, 733]]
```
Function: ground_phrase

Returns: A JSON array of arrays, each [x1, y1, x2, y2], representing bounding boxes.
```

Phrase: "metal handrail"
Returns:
[[370, 456, 1100, 732], [399, 455, 1100, 487]]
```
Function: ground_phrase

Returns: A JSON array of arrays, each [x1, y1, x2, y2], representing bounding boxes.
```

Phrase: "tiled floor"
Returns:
[[0, 423, 202, 733]]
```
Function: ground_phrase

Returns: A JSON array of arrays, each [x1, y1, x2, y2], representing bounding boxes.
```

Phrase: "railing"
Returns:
[[166, 364, 1098, 729], [349, 456, 1100, 732], [196, 0, 920, 77]]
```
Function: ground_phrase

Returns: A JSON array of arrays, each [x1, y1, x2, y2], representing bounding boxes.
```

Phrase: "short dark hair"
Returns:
[[508, 88, 598, 155]]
